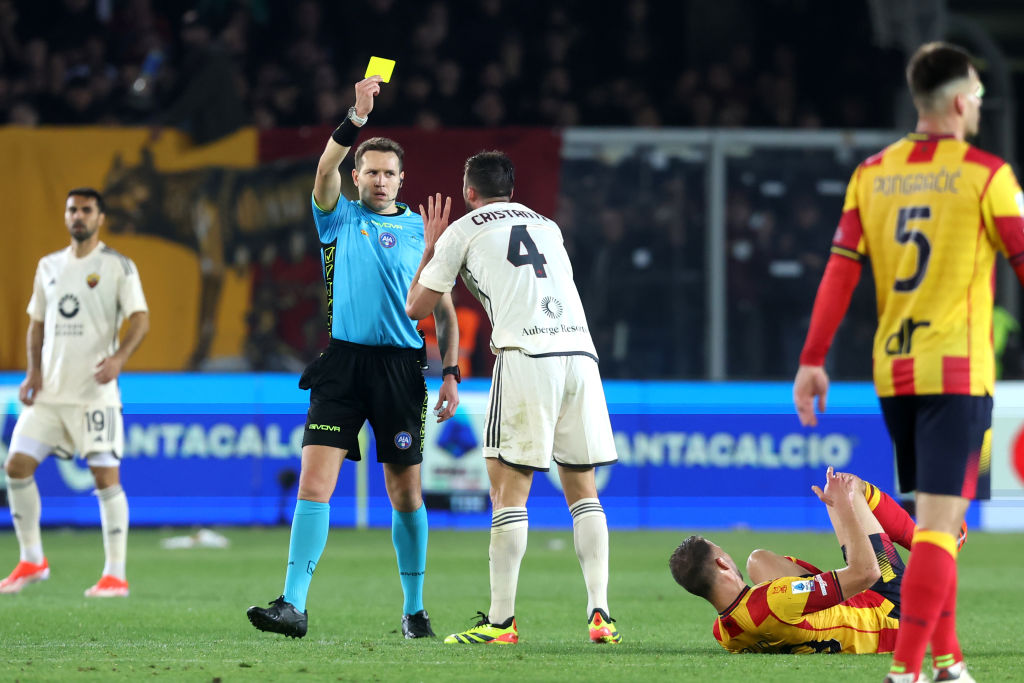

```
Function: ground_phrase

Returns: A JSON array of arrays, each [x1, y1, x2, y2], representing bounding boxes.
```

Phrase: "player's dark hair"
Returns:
[[355, 137, 405, 171], [669, 535, 717, 600], [465, 151, 514, 199], [67, 187, 105, 213], [906, 42, 973, 104]]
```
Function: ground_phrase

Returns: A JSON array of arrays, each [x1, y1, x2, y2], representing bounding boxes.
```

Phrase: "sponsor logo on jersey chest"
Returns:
[[58, 294, 80, 318], [541, 296, 563, 318]]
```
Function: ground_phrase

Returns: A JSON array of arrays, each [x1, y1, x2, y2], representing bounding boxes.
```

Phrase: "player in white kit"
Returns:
[[406, 151, 621, 645], [1, 188, 149, 597]]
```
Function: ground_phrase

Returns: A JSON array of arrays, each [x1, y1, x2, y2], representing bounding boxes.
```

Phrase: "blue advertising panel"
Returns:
[[0, 373, 931, 530]]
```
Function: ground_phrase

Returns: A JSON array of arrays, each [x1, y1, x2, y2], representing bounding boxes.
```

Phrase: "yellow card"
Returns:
[[365, 56, 396, 83]]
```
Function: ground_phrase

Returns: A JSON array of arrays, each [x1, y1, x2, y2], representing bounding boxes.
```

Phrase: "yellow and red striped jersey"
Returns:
[[713, 572, 899, 654], [832, 134, 1024, 396]]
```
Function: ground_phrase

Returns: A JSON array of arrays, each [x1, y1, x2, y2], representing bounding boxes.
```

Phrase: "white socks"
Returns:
[[488, 506, 528, 624], [97, 485, 128, 580], [570, 497, 610, 616], [8, 476, 43, 565]]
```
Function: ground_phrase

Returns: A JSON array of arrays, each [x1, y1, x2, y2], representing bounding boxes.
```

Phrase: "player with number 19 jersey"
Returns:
[[419, 202, 597, 359], [811, 133, 1024, 397]]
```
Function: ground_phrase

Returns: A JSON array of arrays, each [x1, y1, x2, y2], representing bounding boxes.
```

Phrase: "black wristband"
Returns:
[[331, 118, 360, 147], [442, 365, 462, 383]]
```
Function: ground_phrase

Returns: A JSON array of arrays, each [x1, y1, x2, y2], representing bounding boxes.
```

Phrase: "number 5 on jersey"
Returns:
[[894, 206, 931, 292], [507, 225, 548, 278]]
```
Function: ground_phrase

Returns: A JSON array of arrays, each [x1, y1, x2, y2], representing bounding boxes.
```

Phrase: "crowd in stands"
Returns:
[[2, 0, 915, 379], [1, 0, 901, 134]]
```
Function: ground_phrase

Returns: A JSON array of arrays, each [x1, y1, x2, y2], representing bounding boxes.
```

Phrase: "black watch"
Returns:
[[442, 365, 461, 383]]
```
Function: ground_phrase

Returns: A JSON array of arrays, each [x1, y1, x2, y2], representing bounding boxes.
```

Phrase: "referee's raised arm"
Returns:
[[313, 76, 381, 211]]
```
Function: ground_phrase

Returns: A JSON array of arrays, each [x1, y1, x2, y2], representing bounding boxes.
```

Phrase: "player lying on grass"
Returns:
[[670, 468, 967, 667]]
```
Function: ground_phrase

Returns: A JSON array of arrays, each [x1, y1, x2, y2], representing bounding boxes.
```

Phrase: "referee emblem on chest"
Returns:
[[394, 431, 413, 449], [86, 273, 100, 288], [379, 232, 397, 248]]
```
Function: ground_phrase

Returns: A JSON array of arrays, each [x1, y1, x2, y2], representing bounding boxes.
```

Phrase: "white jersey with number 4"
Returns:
[[27, 241, 148, 406], [419, 201, 596, 358]]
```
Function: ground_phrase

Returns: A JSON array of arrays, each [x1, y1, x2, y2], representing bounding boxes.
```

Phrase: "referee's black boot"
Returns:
[[402, 609, 436, 638], [247, 596, 308, 638]]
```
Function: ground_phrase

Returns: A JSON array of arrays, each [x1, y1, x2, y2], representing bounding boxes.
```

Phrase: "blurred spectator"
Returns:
[[246, 230, 326, 370], [156, 10, 246, 144], [725, 189, 770, 377], [418, 287, 486, 378], [763, 194, 828, 374]]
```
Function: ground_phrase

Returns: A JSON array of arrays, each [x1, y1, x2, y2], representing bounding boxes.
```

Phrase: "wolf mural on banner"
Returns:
[[101, 148, 332, 368]]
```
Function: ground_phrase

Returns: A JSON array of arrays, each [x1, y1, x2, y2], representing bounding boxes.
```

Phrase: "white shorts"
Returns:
[[9, 403, 123, 467], [483, 350, 617, 471]]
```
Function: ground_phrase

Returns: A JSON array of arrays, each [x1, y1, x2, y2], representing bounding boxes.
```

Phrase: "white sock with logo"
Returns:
[[8, 476, 44, 565], [488, 506, 528, 625], [570, 497, 609, 616], [97, 485, 128, 580]]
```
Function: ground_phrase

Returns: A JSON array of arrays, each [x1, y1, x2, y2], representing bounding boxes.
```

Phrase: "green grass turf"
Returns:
[[1, 527, 1022, 682]]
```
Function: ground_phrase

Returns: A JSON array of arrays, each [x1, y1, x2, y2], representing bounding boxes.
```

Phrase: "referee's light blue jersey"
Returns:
[[312, 193, 425, 348]]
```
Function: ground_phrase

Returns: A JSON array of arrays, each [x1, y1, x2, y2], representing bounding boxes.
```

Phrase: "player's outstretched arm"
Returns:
[[313, 76, 381, 212], [19, 320, 44, 406], [812, 467, 881, 597], [95, 310, 149, 384], [795, 247, 863, 427], [432, 293, 460, 422]]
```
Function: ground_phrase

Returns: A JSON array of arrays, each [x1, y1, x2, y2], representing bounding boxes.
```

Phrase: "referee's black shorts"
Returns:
[[879, 394, 992, 500], [299, 338, 427, 465]]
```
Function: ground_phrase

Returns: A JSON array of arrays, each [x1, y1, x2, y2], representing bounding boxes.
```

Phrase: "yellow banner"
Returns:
[[0, 127, 258, 370]]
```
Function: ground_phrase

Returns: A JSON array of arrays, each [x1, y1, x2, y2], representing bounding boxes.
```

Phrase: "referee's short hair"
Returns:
[[354, 137, 405, 170], [67, 187, 105, 213], [465, 151, 514, 199]]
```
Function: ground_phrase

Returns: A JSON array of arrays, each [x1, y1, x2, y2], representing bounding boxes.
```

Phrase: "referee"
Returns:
[[248, 75, 461, 639]]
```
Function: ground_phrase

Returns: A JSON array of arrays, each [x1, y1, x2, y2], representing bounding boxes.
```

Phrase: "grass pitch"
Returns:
[[1, 526, 1022, 682]]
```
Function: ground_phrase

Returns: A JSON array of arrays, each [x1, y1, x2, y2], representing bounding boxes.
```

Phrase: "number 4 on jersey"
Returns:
[[507, 225, 548, 278]]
